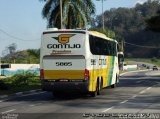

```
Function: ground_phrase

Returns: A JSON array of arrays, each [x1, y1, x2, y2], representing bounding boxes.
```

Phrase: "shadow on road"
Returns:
[[119, 75, 160, 87]]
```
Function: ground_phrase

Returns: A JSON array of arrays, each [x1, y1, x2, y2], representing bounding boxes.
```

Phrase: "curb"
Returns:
[[0, 89, 42, 100], [120, 69, 150, 76]]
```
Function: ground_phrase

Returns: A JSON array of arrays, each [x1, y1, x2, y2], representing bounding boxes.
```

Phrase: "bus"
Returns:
[[40, 28, 120, 97]]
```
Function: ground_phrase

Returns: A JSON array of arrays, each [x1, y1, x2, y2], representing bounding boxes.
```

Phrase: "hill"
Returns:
[[94, 0, 160, 58]]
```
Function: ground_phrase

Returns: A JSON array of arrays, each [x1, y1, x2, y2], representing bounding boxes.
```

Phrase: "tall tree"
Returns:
[[146, 10, 160, 32], [40, 0, 95, 29]]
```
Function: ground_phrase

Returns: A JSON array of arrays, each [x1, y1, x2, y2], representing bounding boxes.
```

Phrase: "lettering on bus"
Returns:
[[51, 50, 71, 54], [91, 59, 96, 65], [99, 59, 107, 65], [47, 44, 81, 49], [56, 62, 72, 66]]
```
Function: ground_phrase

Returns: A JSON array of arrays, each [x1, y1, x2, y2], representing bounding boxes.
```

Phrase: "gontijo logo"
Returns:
[[47, 34, 81, 49], [53, 34, 75, 44]]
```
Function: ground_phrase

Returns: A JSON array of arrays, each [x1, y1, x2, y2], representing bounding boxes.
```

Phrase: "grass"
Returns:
[[125, 58, 160, 66], [0, 78, 41, 95], [0, 73, 41, 95]]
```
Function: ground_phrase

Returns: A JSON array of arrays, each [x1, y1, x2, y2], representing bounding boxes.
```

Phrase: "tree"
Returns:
[[1, 43, 17, 63], [146, 10, 160, 32], [40, 0, 95, 29], [7, 43, 17, 54]]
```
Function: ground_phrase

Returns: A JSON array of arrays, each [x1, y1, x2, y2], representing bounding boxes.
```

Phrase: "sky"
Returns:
[[0, 0, 149, 57]]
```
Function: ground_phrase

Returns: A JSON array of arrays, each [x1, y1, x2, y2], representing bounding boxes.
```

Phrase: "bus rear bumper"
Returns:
[[41, 80, 89, 93]]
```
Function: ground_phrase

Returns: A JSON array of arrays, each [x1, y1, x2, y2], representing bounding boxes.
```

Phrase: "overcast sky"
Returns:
[[0, 0, 149, 56]]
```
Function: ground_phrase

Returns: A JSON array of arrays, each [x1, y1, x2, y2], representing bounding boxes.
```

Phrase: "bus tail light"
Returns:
[[84, 69, 89, 80], [40, 69, 44, 79]]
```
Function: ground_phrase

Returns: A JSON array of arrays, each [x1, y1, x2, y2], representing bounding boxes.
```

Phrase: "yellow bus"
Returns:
[[40, 29, 120, 97]]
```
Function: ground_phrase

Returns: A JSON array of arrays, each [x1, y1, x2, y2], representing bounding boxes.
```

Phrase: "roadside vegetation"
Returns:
[[1, 47, 40, 64], [125, 58, 160, 67], [0, 72, 41, 95]]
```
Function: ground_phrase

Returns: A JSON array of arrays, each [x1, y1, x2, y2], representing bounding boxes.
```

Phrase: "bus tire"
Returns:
[[111, 76, 118, 88], [90, 80, 98, 97], [111, 83, 116, 88], [97, 79, 102, 95], [90, 91, 97, 97]]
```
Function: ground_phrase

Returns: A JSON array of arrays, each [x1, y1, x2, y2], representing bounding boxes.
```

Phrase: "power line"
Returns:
[[125, 41, 160, 49], [0, 29, 40, 41]]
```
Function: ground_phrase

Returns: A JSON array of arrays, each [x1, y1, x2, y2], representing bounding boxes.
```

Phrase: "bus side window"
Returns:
[[95, 38, 100, 54], [103, 40, 109, 55]]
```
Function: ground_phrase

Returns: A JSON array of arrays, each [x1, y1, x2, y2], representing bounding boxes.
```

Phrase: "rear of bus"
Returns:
[[40, 29, 89, 93]]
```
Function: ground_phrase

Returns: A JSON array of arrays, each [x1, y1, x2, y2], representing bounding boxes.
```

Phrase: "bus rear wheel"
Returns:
[[111, 83, 116, 88], [90, 91, 97, 97], [90, 79, 102, 97], [111, 76, 118, 88], [97, 79, 102, 95]]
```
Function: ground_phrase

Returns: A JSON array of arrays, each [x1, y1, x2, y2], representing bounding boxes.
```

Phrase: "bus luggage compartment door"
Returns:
[[42, 55, 85, 80]]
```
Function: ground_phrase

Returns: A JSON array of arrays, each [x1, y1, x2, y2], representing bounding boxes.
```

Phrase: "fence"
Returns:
[[0, 64, 40, 76]]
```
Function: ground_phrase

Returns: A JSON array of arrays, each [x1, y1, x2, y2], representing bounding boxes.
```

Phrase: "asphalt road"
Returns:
[[0, 70, 160, 119]]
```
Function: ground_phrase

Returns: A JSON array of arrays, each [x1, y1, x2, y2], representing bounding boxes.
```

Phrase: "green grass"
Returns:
[[0, 79, 41, 95], [0, 72, 41, 95], [125, 58, 160, 66]]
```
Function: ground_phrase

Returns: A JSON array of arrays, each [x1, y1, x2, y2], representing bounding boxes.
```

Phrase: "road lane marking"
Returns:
[[102, 106, 114, 112], [120, 100, 128, 104], [139, 87, 152, 94], [1, 109, 16, 114], [29, 105, 35, 107], [130, 95, 137, 99], [16, 92, 23, 95], [146, 87, 152, 90], [0, 100, 3, 103], [136, 81, 143, 83], [139, 90, 146, 94]]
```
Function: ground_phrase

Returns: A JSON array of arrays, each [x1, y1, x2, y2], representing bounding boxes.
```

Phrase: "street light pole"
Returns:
[[102, 0, 104, 31], [60, 0, 63, 29], [96, 0, 106, 31]]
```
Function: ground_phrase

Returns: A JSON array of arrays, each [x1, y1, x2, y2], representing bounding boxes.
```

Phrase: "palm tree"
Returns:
[[40, 0, 95, 29]]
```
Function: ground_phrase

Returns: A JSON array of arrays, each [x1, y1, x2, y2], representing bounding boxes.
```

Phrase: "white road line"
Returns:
[[120, 100, 128, 104], [0, 100, 3, 103], [146, 87, 152, 90], [130, 95, 138, 99], [1, 109, 16, 114], [102, 106, 114, 112], [16, 92, 23, 95], [139, 87, 152, 94], [29, 105, 35, 107], [136, 81, 143, 83], [139, 90, 146, 94]]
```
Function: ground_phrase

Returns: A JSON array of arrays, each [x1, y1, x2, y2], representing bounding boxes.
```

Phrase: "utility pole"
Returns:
[[96, 0, 106, 31], [60, 0, 63, 29]]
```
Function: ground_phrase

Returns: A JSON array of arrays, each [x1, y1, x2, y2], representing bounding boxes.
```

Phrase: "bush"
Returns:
[[0, 80, 9, 90], [151, 57, 158, 62], [12, 71, 38, 86]]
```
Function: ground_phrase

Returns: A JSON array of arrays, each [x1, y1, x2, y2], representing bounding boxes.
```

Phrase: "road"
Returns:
[[0, 70, 160, 119]]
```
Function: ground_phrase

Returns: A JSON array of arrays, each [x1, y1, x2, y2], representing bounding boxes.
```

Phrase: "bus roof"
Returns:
[[88, 31, 117, 42], [43, 28, 117, 42]]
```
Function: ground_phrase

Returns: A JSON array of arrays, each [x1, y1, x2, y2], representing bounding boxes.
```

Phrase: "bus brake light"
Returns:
[[40, 69, 44, 79], [84, 69, 89, 79]]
